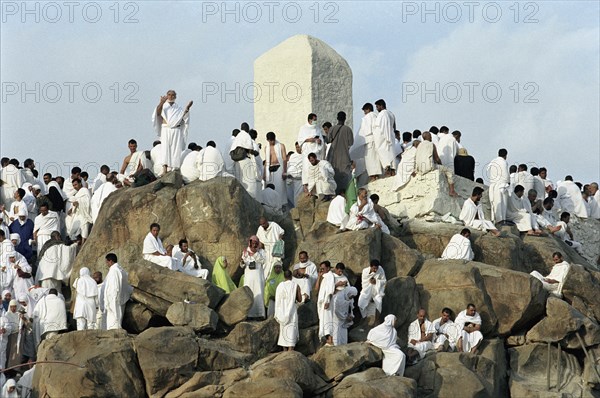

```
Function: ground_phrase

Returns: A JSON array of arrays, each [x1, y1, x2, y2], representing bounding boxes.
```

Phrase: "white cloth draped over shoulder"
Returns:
[[333, 286, 357, 345], [152, 101, 189, 170], [142, 232, 178, 271], [530, 261, 570, 297], [91, 182, 117, 223], [265, 141, 287, 207], [103, 262, 132, 330], [407, 318, 435, 359], [359, 112, 382, 176], [486, 157, 510, 222], [394, 146, 417, 190], [73, 267, 98, 327], [180, 151, 201, 183], [256, 222, 285, 280], [358, 266, 386, 317], [557, 180, 588, 218], [298, 123, 325, 185], [36, 243, 77, 284], [436, 133, 459, 172], [441, 233, 474, 261], [374, 109, 396, 168], [459, 198, 496, 231], [231, 131, 261, 200], [317, 271, 336, 339], [306, 160, 336, 196], [367, 314, 406, 376], [326, 195, 348, 226], [33, 293, 67, 337], [343, 199, 389, 234], [274, 279, 299, 347], [198, 146, 229, 181], [454, 309, 484, 352]]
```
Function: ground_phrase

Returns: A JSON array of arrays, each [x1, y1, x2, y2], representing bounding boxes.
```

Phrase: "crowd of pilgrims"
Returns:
[[0, 95, 598, 394]]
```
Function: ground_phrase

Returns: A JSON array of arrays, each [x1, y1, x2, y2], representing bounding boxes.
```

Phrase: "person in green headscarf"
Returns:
[[212, 256, 236, 294], [264, 260, 285, 316], [345, 164, 358, 214]]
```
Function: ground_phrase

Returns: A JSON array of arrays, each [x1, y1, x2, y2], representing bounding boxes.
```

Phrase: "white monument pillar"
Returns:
[[254, 34, 353, 151]]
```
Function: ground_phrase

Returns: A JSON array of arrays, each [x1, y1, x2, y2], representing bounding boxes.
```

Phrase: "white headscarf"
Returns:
[[47, 181, 67, 200], [367, 314, 398, 349], [75, 267, 99, 298], [9, 233, 20, 246], [1, 378, 19, 398]]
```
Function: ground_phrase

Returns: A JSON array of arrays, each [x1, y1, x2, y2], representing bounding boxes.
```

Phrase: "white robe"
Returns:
[[436, 133, 459, 172], [588, 196, 600, 219], [359, 112, 382, 176], [90, 173, 107, 194], [286, 153, 304, 207], [150, 144, 164, 177], [197, 146, 229, 181], [515, 171, 534, 194], [33, 294, 67, 339], [343, 199, 389, 234], [326, 195, 348, 226], [172, 245, 208, 279], [274, 280, 299, 347], [507, 194, 536, 231], [256, 222, 285, 280], [242, 248, 266, 318], [66, 187, 93, 239], [231, 131, 261, 200], [292, 261, 318, 298], [530, 261, 570, 297], [90, 182, 117, 223], [306, 160, 336, 196], [11, 253, 33, 300], [432, 318, 459, 350], [557, 180, 588, 218], [0, 165, 23, 208], [180, 151, 201, 183], [374, 109, 396, 168], [407, 318, 435, 359], [265, 142, 287, 207], [123, 151, 144, 178], [367, 315, 406, 376], [73, 269, 99, 329], [454, 310, 484, 352], [298, 123, 325, 185], [103, 263, 132, 330], [554, 221, 583, 254], [142, 232, 178, 271], [486, 157, 510, 222], [261, 188, 283, 215], [152, 101, 189, 170], [36, 243, 77, 285], [441, 234, 474, 261], [333, 286, 357, 345], [394, 146, 417, 190], [317, 271, 336, 339], [459, 198, 496, 231], [533, 176, 546, 201], [358, 266, 386, 317], [0, 316, 13, 369]]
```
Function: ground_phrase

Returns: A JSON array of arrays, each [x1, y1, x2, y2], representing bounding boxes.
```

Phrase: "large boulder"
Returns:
[[292, 194, 334, 239], [366, 171, 481, 219], [32, 330, 146, 398], [381, 276, 421, 345], [196, 338, 255, 371], [166, 302, 218, 333], [123, 301, 156, 334], [569, 216, 600, 267], [400, 220, 528, 272], [311, 342, 383, 380], [216, 286, 254, 326], [509, 343, 583, 397], [296, 325, 320, 356], [223, 317, 279, 355], [297, 299, 319, 329], [223, 378, 303, 398], [415, 260, 498, 336], [164, 369, 248, 398], [71, 172, 185, 284], [135, 326, 199, 397], [249, 351, 328, 394], [333, 367, 417, 397], [526, 297, 600, 348], [472, 263, 547, 336], [522, 234, 594, 274], [381, 233, 424, 277], [562, 264, 600, 323]]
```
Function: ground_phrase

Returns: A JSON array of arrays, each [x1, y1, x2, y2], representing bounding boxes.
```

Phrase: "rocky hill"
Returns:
[[31, 171, 600, 398]]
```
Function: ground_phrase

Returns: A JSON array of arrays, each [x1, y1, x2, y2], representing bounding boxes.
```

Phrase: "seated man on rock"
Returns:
[[455, 303, 484, 354], [304, 152, 336, 202], [172, 239, 208, 279], [459, 187, 500, 236], [407, 308, 435, 363], [432, 307, 458, 352], [326, 189, 348, 227], [339, 188, 389, 234], [552, 212, 584, 255], [357, 259, 386, 317], [142, 223, 180, 271], [530, 252, 570, 298], [441, 228, 474, 261], [370, 194, 400, 232], [507, 185, 543, 236]]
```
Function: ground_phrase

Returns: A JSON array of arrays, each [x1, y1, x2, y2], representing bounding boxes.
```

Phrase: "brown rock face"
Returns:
[[333, 367, 417, 397], [216, 286, 254, 326], [135, 326, 199, 397], [311, 342, 383, 380], [166, 302, 219, 333], [32, 330, 146, 398]]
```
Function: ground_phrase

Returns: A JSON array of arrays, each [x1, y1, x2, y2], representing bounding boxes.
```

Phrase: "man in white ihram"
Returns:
[[142, 223, 179, 271], [441, 228, 474, 261], [407, 309, 435, 363], [152, 90, 193, 176], [530, 252, 570, 298], [459, 187, 500, 236], [103, 253, 132, 330], [357, 259, 386, 317], [373, 99, 397, 176], [274, 270, 302, 351], [298, 113, 325, 188], [455, 303, 484, 353], [486, 149, 510, 223], [256, 217, 285, 280]]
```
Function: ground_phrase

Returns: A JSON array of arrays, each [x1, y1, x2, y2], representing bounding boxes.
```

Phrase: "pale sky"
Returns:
[[1, 1, 599, 183]]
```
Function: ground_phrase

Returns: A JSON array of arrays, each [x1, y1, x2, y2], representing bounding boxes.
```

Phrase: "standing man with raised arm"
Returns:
[[152, 90, 193, 176]]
